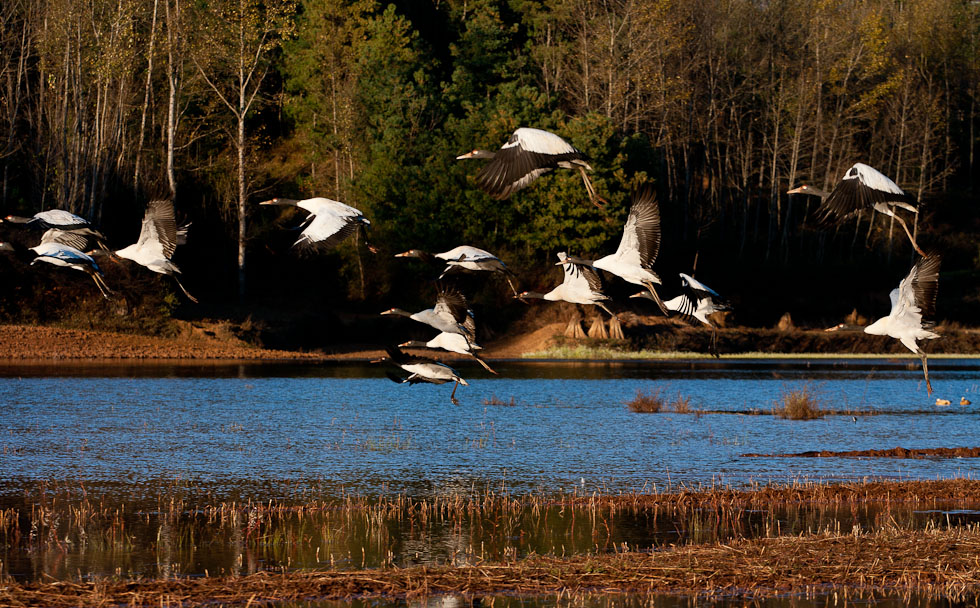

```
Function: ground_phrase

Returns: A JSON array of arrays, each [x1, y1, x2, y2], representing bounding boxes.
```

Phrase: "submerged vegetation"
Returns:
[[626, 388, 693, 413], [4, 479, 980, 604]]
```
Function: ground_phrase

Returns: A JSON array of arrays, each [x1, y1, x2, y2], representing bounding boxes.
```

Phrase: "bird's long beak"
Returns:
[[397, 341, 411, 348], [393, 251, 411, 257], [456, 152, 475, 160], [380, 309, 395, 315], [258, 199, 278, 205], [786, 186, 806, 195], [369, 357, 386, 364]]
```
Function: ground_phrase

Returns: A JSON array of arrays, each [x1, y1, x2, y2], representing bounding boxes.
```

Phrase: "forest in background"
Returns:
[[1, 0, 979, 342]]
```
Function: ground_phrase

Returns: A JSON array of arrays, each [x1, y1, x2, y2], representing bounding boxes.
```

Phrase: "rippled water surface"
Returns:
[[2, 358, 980, 498]]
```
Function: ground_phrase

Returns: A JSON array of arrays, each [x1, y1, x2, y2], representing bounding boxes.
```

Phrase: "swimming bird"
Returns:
[[372, 345, 469, 405], [632, 273, 731, 357], [0, 241, 112, 298], [381, 284, 476, 342], [517, 252, 615, 317], [260, 197, 372, 251], [3, 209, 110, 251], [112, 199, 197, 303], [591, 185, 668, 315], [395, 246, 519, 296], [961, 397, 971, 405], [457, 128, 603, 206], [864, 254, 941, 394], [815, 163, 925, 256]]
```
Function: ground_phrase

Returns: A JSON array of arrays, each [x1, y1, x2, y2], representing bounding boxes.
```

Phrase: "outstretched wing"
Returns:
[[135, 200, 178, 260], [615, 186, 661, 268], [40, 228, 91, 252], [821, 163, 917, 221], [891, 254, 941, 329], [475, 129, 584, 200]]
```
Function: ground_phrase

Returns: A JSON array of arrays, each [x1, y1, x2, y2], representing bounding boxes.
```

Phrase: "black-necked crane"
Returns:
[[395, 246, 519, 296], [864, 254, 941, 394], [590, 185, 669, 316], [0, 240, 112, 298], [260, 196, 372, 251], [518, 251, 617, 337], [381, 284, 475, 340], [3, 209, 110, 251], [634, 273, 731, 357], [392, 287, 497, 374], [801, 163, 925, 256], [457, 128, 604, 206], [372, 345, 469, 405], [112, 199, 198, 303]]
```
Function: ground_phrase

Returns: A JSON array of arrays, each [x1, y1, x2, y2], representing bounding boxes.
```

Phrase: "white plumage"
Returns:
[[27, 241, 112, 298], [518, 252, 615, 317], [819, 163, 924, 255], [115, 200, 197, 303], [592, 185, 668, 314], [375, 346, 469, 405], [457, 127, 601, 204], [864, 254, 941, 393], [260, 197, 370, 250]]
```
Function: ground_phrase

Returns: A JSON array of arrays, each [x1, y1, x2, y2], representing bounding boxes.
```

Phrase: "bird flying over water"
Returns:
[[634, 273, 731, 357], [381, 284, 476, 342], [457, 128, 603, 206], [864, 254, 941, 394], [591, 185, 668, 315], [517, 252, 615, 317], [395, 246, 518, 296], [373, 345, 469, 405]]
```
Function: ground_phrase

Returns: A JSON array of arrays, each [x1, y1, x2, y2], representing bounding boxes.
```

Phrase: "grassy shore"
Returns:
[[522, 344, 980, 359]]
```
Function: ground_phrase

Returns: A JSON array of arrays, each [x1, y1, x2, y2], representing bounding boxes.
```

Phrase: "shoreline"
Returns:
[[2, 323, 980, 361]]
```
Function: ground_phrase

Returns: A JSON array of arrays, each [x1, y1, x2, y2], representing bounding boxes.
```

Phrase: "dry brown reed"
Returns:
[[626, 388, 664, 412], [774, 384, 826, 420], [5, 523, 980, 606], [627, 388, 693, 413]]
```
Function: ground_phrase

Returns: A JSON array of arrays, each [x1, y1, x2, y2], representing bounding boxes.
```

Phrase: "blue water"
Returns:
[[1, 359, 979, 499]]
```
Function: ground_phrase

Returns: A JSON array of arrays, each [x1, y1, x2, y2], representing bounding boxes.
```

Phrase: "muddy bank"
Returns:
[[2, 320, 980, 360], [0, 323, 321, 360], [742, 446, 980, 459]]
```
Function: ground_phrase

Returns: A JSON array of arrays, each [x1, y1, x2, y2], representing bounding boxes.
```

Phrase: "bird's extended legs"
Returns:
[[577, 166, 607, 208], [893, 214, 927, 257], [709, 327, 720, 358], [642, 281, 670, 316], [920, 352, 933, 395], [473, 353, 498, 375], [450, 380, 461, 405], [90, 272, 113, 300], [596, 301, 618, 319], [503, 274, 520, 298], [174, 275, 199, 304]]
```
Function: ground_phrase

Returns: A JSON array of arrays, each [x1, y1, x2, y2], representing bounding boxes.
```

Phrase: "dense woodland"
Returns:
[[1, 0, 979, 340]]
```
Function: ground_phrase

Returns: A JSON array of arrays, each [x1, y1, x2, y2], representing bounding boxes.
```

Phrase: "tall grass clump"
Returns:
[[627, 389, 665, 412], [774, 384, 825, 420]]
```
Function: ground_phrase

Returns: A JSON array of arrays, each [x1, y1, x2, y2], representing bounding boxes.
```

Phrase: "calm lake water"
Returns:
[[2, 358, 980, 499], [2, 358, 980, 586]]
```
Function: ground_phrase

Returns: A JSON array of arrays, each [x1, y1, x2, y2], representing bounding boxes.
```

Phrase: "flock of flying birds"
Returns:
[[0, 128, 942, 402]]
